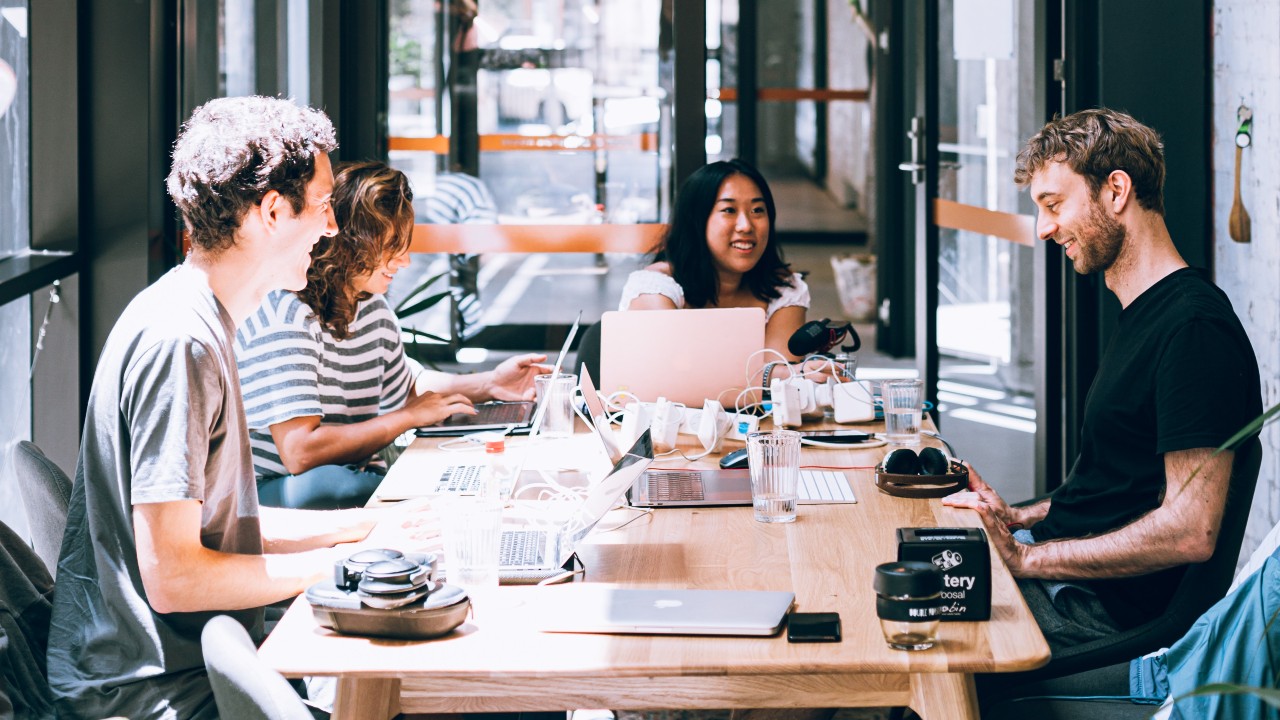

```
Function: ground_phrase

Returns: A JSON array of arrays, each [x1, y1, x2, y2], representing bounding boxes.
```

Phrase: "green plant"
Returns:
[[393, 269, 452, 346]]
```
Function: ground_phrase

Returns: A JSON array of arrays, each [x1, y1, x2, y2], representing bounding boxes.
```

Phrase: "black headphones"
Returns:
[[334, 548, 436, 609]]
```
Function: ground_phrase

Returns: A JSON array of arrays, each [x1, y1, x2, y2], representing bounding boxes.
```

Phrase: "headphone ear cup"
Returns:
[[882, 447, 921, 475], [918, 447, 950, 476]]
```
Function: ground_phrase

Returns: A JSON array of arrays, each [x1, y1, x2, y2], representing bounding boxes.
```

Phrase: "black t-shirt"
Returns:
[[1031, 268, 1262, 629]]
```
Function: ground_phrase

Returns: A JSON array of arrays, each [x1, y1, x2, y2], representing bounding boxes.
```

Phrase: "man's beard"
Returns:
[[1071, 200, 1126, 275]]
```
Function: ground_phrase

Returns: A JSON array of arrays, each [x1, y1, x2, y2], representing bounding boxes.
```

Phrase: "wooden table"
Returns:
[[258, 421, 1049, 720]]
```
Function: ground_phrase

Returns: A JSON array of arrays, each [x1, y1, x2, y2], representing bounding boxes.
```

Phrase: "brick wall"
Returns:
[[1213, 0, 1280, 566]]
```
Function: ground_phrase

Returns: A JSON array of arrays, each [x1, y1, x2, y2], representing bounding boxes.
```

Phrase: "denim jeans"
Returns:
[[256, 465, 385, 510]]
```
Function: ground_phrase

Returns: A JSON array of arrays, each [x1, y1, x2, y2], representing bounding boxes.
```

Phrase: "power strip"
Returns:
[[621, 401, 760, 442]]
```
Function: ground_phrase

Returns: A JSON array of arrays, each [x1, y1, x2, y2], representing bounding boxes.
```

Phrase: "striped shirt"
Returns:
[[418, 172, 498, 224], [234, 290, 413, 480]]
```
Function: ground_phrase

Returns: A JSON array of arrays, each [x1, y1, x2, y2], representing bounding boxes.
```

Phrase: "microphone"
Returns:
[[787, 318, 861, 357]]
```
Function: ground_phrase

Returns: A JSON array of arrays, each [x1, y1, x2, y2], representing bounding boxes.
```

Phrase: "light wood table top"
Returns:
[[258, 420, 1048, 720]]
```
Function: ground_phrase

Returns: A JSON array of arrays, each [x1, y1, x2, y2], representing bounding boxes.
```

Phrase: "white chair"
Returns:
[[201, 615, 319, 720], [13, 440, 73, 576]]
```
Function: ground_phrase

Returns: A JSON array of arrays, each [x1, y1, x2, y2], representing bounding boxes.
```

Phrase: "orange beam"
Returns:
[[716, 88, 869, 102], [410, 223, 666, 254], [933, 198, 1036, 247], [388, 136, 451, 153], [477, 133, 658, 152]]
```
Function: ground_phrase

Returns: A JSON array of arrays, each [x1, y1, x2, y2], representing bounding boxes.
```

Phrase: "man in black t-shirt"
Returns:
[[944, 109, 1263, 654]]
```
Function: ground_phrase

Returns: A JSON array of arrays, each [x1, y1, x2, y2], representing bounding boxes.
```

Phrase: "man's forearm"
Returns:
[[144, 545, 334, 613], [415, 368, 490, 402], [1014, 498, 1051, 528], [260, 506, 376, 553]]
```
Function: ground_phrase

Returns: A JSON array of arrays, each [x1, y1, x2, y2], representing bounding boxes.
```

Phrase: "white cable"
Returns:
[[744, 348, 795, 389]]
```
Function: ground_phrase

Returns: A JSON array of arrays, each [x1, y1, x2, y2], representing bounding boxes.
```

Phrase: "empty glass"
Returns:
[[746, 430, 801, 523], [534, 372, 578, 438], [438, 496, 503, 594]]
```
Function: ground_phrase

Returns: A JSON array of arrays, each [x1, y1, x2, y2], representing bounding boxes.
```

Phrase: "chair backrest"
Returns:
[[201, 615, 314, 720], [13, 441, 73, 576], [574, 319, 603, 386], [0, 519, 57, 718], [1025, 437, 1265, 681]]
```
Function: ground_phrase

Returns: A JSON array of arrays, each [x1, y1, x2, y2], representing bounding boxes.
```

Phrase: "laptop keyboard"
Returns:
[[500, 529, 548, 567], [474, 402, 532, 424], [645, 469, 855, 503], [647, 471, 706, 501], [434, 464, 485, 494]]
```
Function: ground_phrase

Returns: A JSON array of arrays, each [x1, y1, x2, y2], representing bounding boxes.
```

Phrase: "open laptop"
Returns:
[[493, 429, 653, 583], [536, 586, 795, 636], [414, 313, 582, 437], [599, 307, 765, 406]]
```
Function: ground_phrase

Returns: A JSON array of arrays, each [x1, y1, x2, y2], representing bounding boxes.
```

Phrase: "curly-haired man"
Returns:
[[946, 109, 1262, 657], [47, 96, 378, 720]]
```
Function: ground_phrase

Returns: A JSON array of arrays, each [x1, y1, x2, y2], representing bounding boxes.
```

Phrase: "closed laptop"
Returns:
[[535, 586, 795, 636]]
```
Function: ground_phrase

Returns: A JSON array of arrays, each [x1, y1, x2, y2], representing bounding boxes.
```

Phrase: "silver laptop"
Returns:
[[537, 586, 795, 636], [631, 467, 856, 507], [415, 313, 582, 438], [600, 307, 765, 406], [495, 430, 653, 584]]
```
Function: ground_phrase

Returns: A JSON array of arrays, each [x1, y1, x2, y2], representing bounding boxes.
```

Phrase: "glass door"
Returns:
[[900, 0, 1053, 502]]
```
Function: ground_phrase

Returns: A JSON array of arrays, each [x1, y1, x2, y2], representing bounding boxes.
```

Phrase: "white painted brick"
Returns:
[[1214, 0, 1280, 568]]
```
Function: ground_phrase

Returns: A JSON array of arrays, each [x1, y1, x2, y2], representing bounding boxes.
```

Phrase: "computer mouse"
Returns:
[[719, 448, 750, 470]]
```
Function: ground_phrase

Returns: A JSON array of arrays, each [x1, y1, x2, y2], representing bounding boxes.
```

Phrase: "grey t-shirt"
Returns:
[[48, 265, 264, 720]]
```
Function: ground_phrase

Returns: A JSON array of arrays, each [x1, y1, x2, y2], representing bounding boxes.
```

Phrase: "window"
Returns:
[[0, 0, 31, 536]]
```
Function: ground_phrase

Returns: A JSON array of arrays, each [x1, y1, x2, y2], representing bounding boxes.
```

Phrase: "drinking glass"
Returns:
[[534, 373, 578, 438], [438, 496, 503, 594], [746, 430, 801, 523], [883, 379, 924, 445]]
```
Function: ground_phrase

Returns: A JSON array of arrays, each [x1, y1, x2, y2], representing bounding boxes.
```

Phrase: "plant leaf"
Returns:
[[394, 271, 450, 314], [400, 327, 450, 344], [396, 291, 452, 319], [1176, 682, 1280, 709]]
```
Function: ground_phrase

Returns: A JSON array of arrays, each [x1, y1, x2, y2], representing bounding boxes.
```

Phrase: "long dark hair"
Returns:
[[296, 161, 414, 339], [655, 158, 793, 308]]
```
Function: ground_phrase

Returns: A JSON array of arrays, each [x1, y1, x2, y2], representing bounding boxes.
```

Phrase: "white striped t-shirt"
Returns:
[[234, 290, 414, 480]]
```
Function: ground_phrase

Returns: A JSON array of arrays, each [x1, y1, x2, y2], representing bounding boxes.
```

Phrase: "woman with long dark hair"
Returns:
[[620, 158, 810, 361], [236, 161, 546, 509]]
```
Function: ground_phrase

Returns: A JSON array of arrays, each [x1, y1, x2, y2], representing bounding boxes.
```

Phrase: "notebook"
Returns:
[[493, 430, 653, 583], [599, 307, 766, 406], [414, 313, 582, 437], [536, 586, 795, 636], [630, 467, 857, 507]]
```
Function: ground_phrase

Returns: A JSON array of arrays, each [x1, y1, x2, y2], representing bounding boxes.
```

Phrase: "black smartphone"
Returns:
[[786, 611, 842, 643], [799, 430, 873, 444]]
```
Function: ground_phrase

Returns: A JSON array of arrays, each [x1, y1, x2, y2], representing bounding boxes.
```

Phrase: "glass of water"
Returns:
[[883, 379, 924, 445], [534, 373, 578, 438], [438, 496, 503, 594], [746, 430, 801, 523]]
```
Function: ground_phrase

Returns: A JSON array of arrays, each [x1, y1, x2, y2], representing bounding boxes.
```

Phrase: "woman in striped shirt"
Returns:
[[235, 161, 547, 509]]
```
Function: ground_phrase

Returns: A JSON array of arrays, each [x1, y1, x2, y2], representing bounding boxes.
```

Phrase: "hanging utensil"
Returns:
[[1229, 105, 1252, 244]]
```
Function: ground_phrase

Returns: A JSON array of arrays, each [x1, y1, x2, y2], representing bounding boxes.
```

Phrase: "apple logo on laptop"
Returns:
[[653, 599, 683, 609]]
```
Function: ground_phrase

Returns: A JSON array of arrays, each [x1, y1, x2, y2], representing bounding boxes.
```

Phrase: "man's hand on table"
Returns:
[[335, 498, 443, 556], [942, 462, 1031, 574]]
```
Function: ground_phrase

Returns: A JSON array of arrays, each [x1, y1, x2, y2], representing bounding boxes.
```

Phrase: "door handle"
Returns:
[[898, 117, 959, 182], [899, 116, 925, 184]]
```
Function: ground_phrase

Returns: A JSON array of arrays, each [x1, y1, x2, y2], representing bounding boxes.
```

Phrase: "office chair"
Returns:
[[201, 615, 320, 720], [574, 320, 602, 384], [0, 519, 57, 717], [982, 667, 1158, 719], [1006, 438, 1264, 685], [13, 440, 73, 576]]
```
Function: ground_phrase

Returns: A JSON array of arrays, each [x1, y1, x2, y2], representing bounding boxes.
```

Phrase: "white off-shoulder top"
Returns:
[[618, 269, 810, 320]]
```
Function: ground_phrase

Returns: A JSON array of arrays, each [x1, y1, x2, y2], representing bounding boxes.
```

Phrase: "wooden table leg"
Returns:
[[332, 677, 401, 720], [908, 672, 979, 720]]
